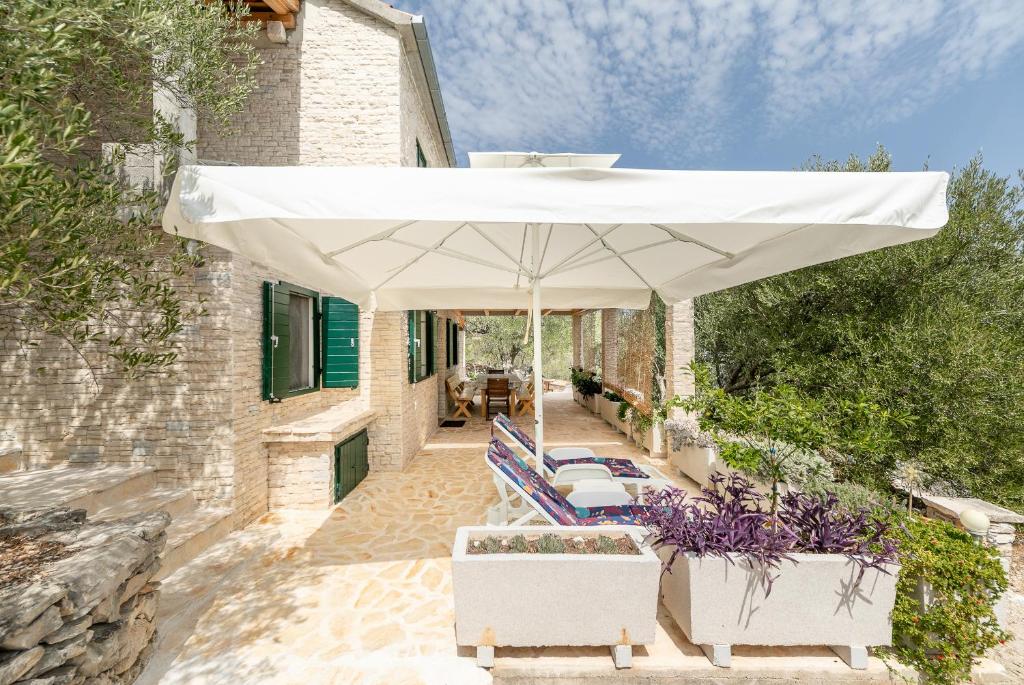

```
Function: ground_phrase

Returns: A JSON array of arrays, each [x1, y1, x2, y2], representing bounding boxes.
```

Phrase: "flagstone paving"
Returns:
[[138, 390, 1009, 685]]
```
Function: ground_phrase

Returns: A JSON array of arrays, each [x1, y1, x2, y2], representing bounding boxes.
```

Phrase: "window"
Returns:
[[416, 139, 428, 168], [408, 309, 435, 383], [288, 293, 314, 392], [263, 282, 360, 401]]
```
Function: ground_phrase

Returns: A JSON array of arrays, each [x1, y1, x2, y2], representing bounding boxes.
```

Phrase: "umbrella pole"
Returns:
[[531, 225, 545, 475]]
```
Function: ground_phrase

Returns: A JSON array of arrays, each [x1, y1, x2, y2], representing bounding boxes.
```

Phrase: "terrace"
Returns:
[[137, 390, 1007, 684]]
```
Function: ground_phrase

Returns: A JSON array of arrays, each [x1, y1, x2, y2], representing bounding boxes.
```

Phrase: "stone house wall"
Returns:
[[1, 0, 454, 530]]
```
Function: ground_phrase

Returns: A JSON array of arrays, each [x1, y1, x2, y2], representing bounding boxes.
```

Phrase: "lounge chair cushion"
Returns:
[[493, 413, 650, 480], [543, 455, 649, 480]]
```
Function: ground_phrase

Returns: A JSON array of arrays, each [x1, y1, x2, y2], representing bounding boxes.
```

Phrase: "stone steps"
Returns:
[[90, 487, 198, 523], [0, 464, 233, 581]]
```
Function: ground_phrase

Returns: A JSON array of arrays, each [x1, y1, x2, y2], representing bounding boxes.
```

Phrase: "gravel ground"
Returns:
[[991, 542, 1023, 680]]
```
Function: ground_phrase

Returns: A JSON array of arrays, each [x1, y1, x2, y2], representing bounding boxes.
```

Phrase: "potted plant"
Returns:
[[665, 415, 723, 484], [452, 526, 661, 669], [601, 390, 624, 430], [642, 474, 900, 668], [576, 374, 602, 414]]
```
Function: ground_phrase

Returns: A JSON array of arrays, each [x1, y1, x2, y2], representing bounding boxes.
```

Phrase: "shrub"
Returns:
[[641, 473, 897, 593], [603, 390, 624, 402], [570, 367, 602, 398], [880, 515, 1009, 684]]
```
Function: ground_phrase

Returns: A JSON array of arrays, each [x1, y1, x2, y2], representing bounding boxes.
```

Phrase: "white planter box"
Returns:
[[453, 526, 661, 668], [669, 444, 721, 484], [583, 394, 599, 413], [660, 550, 899, 668], [601, 400, 622, 430]]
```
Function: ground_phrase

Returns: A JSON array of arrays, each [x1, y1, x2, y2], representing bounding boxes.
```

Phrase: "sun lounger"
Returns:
[[484, 438, 648, 526], [491, 413, 671, 496]]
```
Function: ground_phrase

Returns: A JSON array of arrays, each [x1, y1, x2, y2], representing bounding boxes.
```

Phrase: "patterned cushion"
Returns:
[[487, 438, 650, 526], [493, 413, 649, 480], [576, 504, 648, 526], [542, 455, 649, 480]]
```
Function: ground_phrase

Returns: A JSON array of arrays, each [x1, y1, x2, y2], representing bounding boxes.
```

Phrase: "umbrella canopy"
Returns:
[[163, 163, 948, 472], [163, 165, 948, 311]]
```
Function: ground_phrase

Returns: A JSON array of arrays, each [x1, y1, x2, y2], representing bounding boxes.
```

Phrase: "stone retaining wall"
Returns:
[[0, 507, 169, 685]]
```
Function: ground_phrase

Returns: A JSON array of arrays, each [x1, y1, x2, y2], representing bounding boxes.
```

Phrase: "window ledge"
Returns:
[[262, 403, 376, 444]]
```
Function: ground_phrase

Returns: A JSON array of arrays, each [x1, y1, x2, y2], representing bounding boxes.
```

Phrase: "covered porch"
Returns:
[[138, 390, 982, 684]]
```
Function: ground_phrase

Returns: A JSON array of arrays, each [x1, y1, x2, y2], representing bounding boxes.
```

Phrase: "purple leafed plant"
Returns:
[[640, 473, 898, 594]]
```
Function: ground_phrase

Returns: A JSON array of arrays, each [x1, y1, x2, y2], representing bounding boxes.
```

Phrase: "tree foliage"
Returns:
[[694, 147, 1024, 510], [464, 314, 572, 379], [0, 0, 259, 374]]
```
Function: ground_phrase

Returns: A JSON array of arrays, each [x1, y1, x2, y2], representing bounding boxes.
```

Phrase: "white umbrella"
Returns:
[[163, 164, 948, 470]]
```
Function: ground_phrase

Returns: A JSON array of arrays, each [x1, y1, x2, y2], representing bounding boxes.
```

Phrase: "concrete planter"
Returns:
[[669, 444, 722, 485], [453, 526, 661, 669], [659, 550, 899, 669], [601, 400, 623, 431], [582, 394, 599, 413]]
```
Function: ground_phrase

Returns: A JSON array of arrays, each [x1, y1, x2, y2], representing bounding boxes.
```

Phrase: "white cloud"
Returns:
[[399, 0, 1024, 162]]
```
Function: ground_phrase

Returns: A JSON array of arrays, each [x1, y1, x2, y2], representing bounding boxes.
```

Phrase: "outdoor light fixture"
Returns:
[[959, 507, 991, 543]]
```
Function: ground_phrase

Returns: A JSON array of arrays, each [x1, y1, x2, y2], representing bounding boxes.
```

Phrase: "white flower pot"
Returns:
[[583, 394, 599, 413], [659, 550, 899, 668], [669, 444, 720, 484], [601, 400, 622, 430], [453, 526, 661, 668]]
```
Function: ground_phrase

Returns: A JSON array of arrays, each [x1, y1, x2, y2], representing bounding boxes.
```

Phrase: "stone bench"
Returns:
[[263, 403, 377, 510]]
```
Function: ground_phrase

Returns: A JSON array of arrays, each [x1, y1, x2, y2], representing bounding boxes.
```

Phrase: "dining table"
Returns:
[[473, 374, 521, 417]]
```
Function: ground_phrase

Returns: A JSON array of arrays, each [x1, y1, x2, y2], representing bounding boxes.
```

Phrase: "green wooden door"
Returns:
[[333, 429, 369, 504]]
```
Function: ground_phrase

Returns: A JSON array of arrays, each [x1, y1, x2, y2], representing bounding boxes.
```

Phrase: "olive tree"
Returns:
[[0, 0, 259, 375], [694, 146, 1024, 510]]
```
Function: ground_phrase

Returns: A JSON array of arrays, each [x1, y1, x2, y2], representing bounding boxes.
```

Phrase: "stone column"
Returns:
[[571, 313, 583, 368], [601, 310, 619, 390], [664, 299, 695, 417]]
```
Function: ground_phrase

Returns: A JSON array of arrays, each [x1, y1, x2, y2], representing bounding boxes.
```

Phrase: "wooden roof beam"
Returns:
[[242, 12, 296, 29], [258, 0, 299, 14]]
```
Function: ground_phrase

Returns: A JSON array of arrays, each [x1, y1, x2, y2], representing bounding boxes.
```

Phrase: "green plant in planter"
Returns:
[[881, 515, 1009, 684], [603, 390, 624, 402], [537, 534, 566, 554], [508, 534, 529, 553]]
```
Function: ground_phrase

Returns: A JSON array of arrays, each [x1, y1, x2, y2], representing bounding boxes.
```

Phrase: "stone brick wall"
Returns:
[[664, 299, 695, 418], [601, 310, 620, 390], [0, 236, 234, 508], [1, 0, 455, 530], [399, 44, 447, 167], [197, 0, 402, 167]]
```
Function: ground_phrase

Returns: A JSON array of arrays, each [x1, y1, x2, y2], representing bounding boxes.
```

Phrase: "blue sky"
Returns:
[[396, 1, 1023, 177]]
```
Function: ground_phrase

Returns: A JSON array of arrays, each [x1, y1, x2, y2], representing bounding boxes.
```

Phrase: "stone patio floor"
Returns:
[[138, 390, 1009, 685]]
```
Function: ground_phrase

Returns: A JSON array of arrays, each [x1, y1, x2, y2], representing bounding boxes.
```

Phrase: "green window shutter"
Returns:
[[426, 311, 435, 374], [322, 297, 359, 388], [262, 281, 292, 401], [262, 281, 273, 400], [453, 324, 459, 365]]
